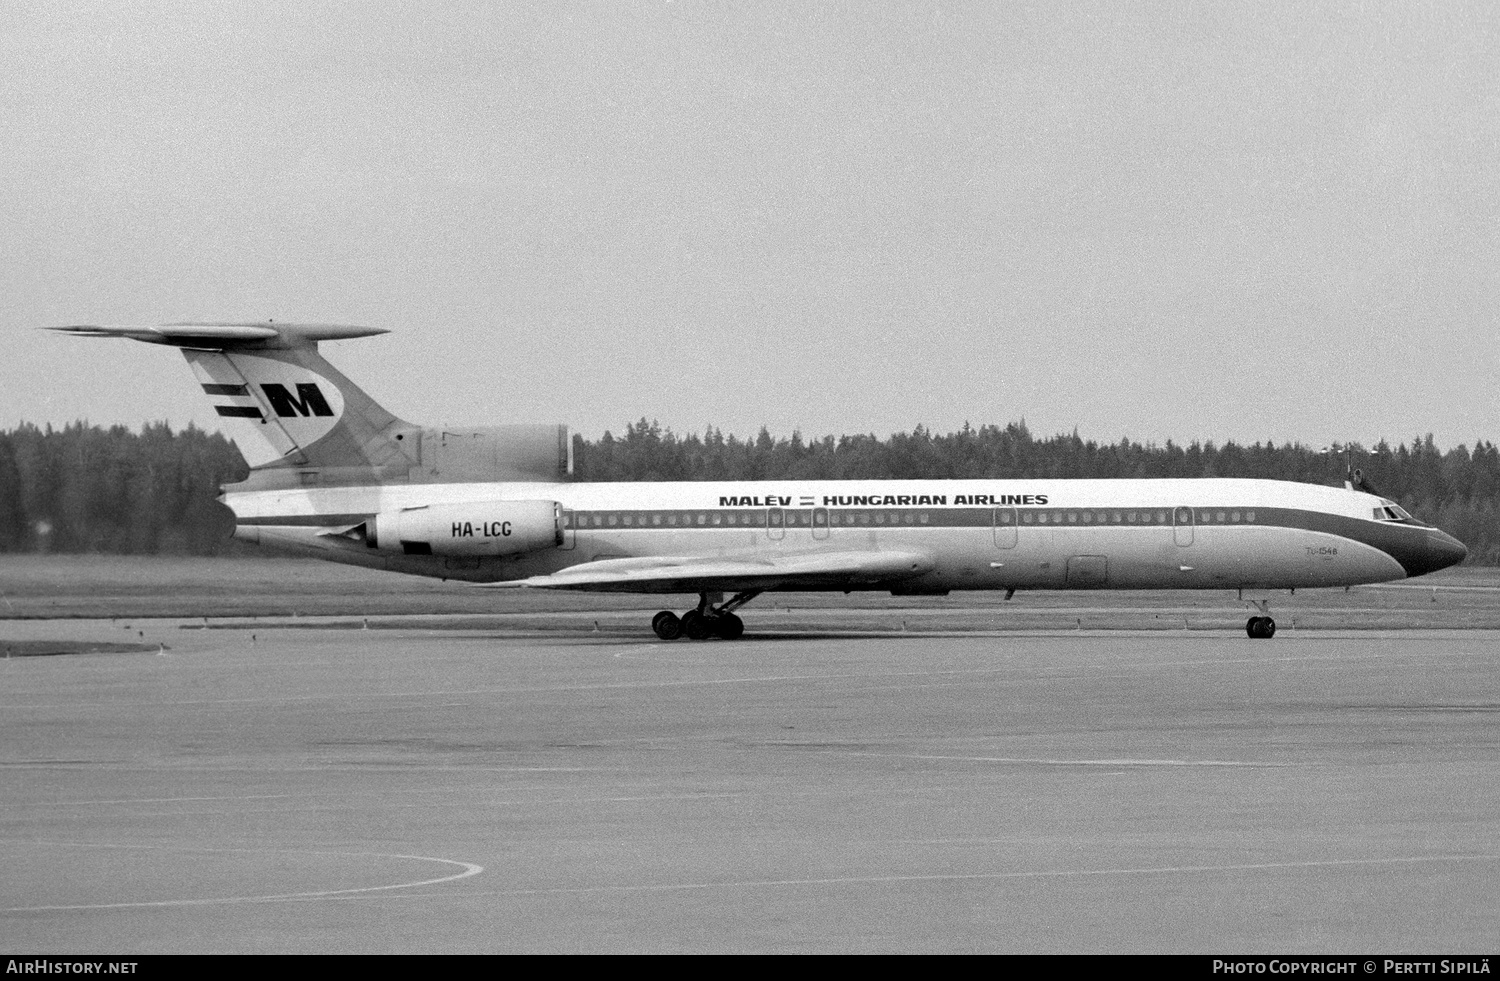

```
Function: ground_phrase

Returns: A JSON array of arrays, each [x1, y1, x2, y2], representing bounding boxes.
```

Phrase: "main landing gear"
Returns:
[[652, 590, 760, 641], [1244, 597, 1276, 639]]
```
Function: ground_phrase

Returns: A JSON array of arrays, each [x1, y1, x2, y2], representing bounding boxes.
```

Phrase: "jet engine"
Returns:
[[367, 500, 561, 557]]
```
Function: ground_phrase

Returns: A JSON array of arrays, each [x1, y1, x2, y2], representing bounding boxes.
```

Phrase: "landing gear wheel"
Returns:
[[652, 611, 681, 641], [682, 609, 713, 640], [1246, 617, 1260, 638], [1246, 616, 1276, 639], [716, 612, 744, 640]]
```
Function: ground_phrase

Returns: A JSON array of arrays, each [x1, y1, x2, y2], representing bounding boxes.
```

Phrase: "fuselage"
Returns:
[[226, 476, 1467, 592]]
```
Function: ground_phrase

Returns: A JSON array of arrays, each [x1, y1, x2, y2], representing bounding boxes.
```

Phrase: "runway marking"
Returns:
[[3, 644, 1494, 711], [1, 847, 483, 913], [1366, 583, 1500, 593], [806, 750, 1294, 768], [412, 853, 1500, 900], [1, 794, 296, 808], [0, 791, 744, 822]]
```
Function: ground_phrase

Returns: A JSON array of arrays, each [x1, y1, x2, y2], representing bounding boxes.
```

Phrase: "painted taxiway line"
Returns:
[[429, 852, 1500, 900], [2, 851, 483, 912], [812, 750, 1295, 767]]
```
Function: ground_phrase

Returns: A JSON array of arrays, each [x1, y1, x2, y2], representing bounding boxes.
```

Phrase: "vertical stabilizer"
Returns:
[[50, 322, 570, 487], [50, 323, 419, 479]]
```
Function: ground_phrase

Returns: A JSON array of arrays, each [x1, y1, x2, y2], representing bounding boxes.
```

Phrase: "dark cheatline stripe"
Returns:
[[1278, 508, 1462, 576], [215, 406, 264, 419], [235, 514, 372, 527], [232, 504, 1461, 575], [202, 383, 248, 396]]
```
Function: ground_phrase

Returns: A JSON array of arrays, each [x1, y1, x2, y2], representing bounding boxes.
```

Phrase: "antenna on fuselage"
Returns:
[[1350, 467, 1383, 496], [1336, 445, 1383, 496]]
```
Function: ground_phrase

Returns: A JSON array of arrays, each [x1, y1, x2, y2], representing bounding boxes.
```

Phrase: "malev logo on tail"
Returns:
[[184, 351, 347, 466], [261, 382, 335, 418]]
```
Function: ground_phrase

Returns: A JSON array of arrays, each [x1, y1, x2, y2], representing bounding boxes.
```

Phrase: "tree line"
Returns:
[[3, 419, 1498, 563]]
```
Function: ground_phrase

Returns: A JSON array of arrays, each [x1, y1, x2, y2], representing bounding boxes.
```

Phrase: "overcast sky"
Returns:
[[3, 1, 1497, 451]]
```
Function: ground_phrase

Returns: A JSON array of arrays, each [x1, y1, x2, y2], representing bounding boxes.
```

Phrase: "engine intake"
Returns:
[[367, 500, 561, 557]]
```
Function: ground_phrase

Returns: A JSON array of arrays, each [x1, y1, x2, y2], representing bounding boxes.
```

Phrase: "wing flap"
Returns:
[[482, 550, 935, 593]]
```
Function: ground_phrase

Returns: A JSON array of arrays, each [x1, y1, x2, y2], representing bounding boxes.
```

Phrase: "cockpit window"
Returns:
[[1373, 500, 1413, 522]]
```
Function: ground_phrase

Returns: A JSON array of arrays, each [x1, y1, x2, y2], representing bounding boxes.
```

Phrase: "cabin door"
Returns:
[[811, 507, 830, 540], [767, 507, 786, 541], [1173, 506, 1194, 546], [993, 506, 1018, 548]]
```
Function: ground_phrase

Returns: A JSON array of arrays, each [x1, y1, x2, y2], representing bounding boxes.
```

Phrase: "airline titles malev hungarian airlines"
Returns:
[[51, 323, 1468, 640]]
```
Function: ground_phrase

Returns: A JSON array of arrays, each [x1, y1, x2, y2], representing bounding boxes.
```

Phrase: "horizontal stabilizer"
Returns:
[[481, 549, 934, 593], [48, 323, 386, 349]]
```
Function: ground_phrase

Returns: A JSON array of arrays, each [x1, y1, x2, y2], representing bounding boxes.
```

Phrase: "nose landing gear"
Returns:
[[1246, 615, 1276, 639], [1243, 596, 1276, 639], [652, 590, 759, 641]]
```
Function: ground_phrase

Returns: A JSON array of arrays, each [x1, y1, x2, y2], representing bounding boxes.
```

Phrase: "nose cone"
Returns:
[[1400, 529, 1468, 577], [1426, 529, 1469, 573]]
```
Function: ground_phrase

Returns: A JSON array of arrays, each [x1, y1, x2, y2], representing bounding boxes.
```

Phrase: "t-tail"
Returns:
[[47, 323, 571, 490]]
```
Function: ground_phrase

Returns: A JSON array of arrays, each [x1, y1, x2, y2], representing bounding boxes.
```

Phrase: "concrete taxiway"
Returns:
[[1, 618, 1497, 953]]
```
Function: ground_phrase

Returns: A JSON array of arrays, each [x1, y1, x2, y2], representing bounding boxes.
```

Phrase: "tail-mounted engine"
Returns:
[[366, 500, 562, 557]]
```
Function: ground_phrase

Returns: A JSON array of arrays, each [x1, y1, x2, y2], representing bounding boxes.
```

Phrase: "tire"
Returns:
[[1261, 617, 1276, 638], [682, 610, 712, 640], [652, 611, 681, 640], [717, 613, 744, 640], [1246, 617, 1262, 639]]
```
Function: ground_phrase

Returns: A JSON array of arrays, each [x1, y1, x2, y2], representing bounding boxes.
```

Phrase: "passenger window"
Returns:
[[1022, 512, 1035, 524]]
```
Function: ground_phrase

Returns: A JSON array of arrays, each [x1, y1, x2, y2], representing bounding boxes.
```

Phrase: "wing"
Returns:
[[481, 549, 935, 593]]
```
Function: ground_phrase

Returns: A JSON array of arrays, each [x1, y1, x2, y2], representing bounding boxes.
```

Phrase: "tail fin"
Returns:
[[49, 323, 570, 487]]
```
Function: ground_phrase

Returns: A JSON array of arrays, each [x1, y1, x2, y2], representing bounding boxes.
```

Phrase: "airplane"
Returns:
[[50, 322, 1469, 640]]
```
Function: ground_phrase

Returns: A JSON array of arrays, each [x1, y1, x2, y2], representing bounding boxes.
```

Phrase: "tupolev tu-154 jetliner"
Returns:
[[52, 322, 1468, 640]]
